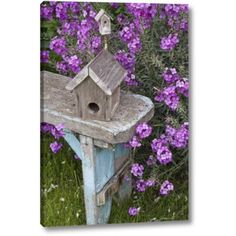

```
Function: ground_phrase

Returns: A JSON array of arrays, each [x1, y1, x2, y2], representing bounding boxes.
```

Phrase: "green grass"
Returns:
[[41, 134, 188, 227]]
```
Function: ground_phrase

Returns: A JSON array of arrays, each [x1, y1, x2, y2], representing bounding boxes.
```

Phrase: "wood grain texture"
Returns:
[[41, 71, 154, 144], [89, 49, 127, 95]]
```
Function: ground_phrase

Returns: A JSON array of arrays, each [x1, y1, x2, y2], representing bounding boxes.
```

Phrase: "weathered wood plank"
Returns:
[[41, 71, 154, 144], [80, 135, 115, 224]]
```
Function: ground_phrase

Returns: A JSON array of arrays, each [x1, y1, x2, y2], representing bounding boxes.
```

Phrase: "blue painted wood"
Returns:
[[63, 130, 131, 224], [95, 146, 115, 224], [63, 129, 84, 161], [80, 135, 115, 225], [114, 144, 132, 200]]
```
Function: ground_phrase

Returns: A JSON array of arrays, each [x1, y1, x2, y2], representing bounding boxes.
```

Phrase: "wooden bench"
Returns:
[[41, 71, 154, 225]]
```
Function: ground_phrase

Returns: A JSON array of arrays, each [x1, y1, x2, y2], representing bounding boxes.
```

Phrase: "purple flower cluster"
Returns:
[[41, 3, 54, 21], [41, 50, 50, 63], [151, 122, 189, 164], [128, 207, 139, 216], [49, 37, 67, 56], [41, 122, 64, 154], [114, 3, 158, 86], [66, 55, 83, 74], [42, 3, 102, 75], [160, 33, 179, 51], [151, 136, 172, 165], [131, 163, 144, 177], [128, 135, 141, 148], [50, 141, 63, 154], [162, 68, 180, 83], [128, 122, 152, 148], [136, 122, 153, 139], [136, 179, 156, 192], [126, 3, 158, 29], [160, 4, 188, 32], [166, 122, 189, 148], [155, 68, 189, 110], [155, 85, 180, 110], [159, 180, 174, 196]]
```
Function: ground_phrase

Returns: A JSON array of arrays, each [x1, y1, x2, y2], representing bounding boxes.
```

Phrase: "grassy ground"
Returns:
[[41, 134, 188, 227]]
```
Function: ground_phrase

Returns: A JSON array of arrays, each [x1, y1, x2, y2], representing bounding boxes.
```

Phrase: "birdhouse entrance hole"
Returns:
[[88, 102, 100, 113]]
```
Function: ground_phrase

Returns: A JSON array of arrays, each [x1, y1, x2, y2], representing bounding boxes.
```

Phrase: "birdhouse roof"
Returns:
[[95, 9, 113, 22], [65, 49, 127, 95]]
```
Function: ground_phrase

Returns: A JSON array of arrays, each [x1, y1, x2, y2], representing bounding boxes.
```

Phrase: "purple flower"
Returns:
[[50, 141, 63, 154], [136, 122, 152, 139], [41, 4, 54, 20], [151, 136, 168, 152], [151, 136, 172, 164], [51, 123, 65, 140], [110, 3, 120, 9], [176, 79, 189, 97], [40, 50, 50, 63], [119, 25, 135, 43], [56, 61, 68, 74], [145, 179, 155, 187], [40, 122, 53, 133], [162, 68, 180, 83], [55, 2, 69, 21], [128, 207, 139, 216], [160, 180, 174, 195], [90, 36, 102, 53], [114, 50, 135, 71], [166, 123, 189, 148], [128, 36, 142, 54], [131, 163, 144, 177], [49, 37, 67, 56], [124, 73, 139, 86], [163, 86, 180, 110], [128, 135, 141, 148], [155, 86, 180, 110], [117, 14, 128, 25], [61, 21, 79, 36], [67, 55, 82, 74], [69, 2, 80, 15], [160, 33, 179, 51], [156, 145, 173, 165], [136, 179, 146, 192]]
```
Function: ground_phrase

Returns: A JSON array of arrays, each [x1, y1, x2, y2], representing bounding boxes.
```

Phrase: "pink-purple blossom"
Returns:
[[131, 163, 144, 177], [136, 122, 152, 139], [136, 179, 146, 192], [160, 180, 174, 195], [151, 137, 173, 165], [41, 4, 54, 20], [49, 37, 67, 56], [51, 123, 65, 140], [166, 123, 189, 148], [162, 68, 180, 83], [160, 33, 179, 51], [50, 141, 63, 154], [40, 50, 50, 63], [128, 207, 139, 216], [128, 135, 141, 148], [155, 85, 180, 110]]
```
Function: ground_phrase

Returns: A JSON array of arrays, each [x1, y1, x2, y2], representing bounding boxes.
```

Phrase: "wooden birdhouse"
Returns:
[[95, 9, 112, 35], [65, 49, 127, 121]]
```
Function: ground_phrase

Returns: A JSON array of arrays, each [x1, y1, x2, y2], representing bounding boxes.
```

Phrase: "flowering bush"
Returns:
[[41, 2, 189, 218]]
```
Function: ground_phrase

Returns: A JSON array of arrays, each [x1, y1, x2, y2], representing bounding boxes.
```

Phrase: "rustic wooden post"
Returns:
[[41, 71, 154, 225]]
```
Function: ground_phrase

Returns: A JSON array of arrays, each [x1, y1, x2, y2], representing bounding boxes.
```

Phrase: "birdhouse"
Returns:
[[65, 49, 127, 121], [95, 9, 112, 35]]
